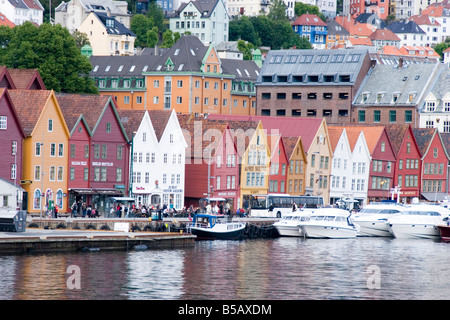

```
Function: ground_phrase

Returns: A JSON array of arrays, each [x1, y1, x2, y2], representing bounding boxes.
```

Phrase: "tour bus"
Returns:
[[243, 194, 324, 218]]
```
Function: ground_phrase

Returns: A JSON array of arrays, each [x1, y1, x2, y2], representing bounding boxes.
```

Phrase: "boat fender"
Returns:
[[131, 225, 141, 232], [56, 223, 67, 229], [100, 225, 111, 230], [86, 224, 96, 230], [134, 244, 148, 251]]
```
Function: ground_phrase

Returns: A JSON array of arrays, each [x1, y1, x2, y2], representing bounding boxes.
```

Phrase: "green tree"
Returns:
[[267, 0, 287, 21], [294, 3, 326, 22], [161, 29, 175, 48], [131, 14, 153, 47], [0, 22, 97, 94], [146, 27, 159, 48], [434, 39, 450, 60], [237, 39, 254, 60], [72, 30, 91, 50]]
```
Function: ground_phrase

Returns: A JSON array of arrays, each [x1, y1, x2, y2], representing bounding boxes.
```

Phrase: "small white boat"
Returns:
[[386, 204, 450, 239], [299, 208, 359, 239], [273, 210, 314, 237], [187, 214, 246, 240], [352, 202, 405, 237]]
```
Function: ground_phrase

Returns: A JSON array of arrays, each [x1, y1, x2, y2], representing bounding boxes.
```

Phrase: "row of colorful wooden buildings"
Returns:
[[2, 66, 450, 214]]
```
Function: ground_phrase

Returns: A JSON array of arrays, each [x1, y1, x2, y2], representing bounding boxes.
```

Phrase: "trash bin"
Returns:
[[0, 209, 27, 232]]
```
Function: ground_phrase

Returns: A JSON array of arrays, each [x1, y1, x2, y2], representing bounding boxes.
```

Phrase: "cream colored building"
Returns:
[[78, 12, 136, 56], [55, 0, 131, 33]]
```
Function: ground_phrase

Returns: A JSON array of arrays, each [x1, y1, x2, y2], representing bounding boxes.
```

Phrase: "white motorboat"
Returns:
[[187, 214, 246, 240], [273, 210, 314, 237], [352, 202, 405, 237], [298, 208, 359, 239], [386, 204, 450, 239]]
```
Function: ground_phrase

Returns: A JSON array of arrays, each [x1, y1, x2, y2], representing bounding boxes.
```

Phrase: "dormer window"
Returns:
[[106, 18, 114, 28], [361, 93, 370, 103], [376, 93, 384, 103], [392, 93, 400, 103], [426, 101, 436, 112]]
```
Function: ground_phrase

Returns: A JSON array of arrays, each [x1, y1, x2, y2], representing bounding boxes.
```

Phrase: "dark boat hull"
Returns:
[[190, 227, 245, 240], [438, 225, 450, 241]]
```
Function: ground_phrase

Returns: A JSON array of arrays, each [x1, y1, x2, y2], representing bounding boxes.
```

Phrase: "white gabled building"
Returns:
[[329, 127, 353, 206], [329, 127, 371, 208], [119, 109, 187, 210], [2, 0, 44, 26], [169, 0, 229, 45]]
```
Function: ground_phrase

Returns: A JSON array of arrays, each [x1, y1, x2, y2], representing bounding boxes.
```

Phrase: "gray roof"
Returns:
[[221, 59, 260, 81], [419, 64, 450, 112], [8, 0, 28, 9], [170, 0, 220, 18], [89, 55, 160, 77], [256, 48, 370, 86], [56, 0, 128, 16], [386, 20, 425, 34], [355, 13, 387, 29], [326, 20, 350, 36], [353, 63, 440, 106], [149, 35, 209, 72], [94, 12, 135, 36]]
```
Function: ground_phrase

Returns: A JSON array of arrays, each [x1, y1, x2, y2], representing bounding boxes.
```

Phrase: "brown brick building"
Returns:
[[255, 48, 373, 124]]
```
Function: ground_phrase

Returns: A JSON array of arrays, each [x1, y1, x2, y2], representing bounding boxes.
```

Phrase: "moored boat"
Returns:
[[298, 208, 359, 239], [187, 214, 246, 240], [273, 210, 314, 237], [352, 202, 405, 237], [386, 204, 450, 239], [437, 224, 450, 241]]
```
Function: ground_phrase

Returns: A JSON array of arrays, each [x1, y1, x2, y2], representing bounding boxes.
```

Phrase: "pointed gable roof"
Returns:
[[151, 35, 209, 72], [412, 127, 438, 157], [7, 68, 46, 90], [0, 66, 16, 89], [292, 14, 327, 27], [117, 109, 147, 142], [0, 88, 25, 138], [206, 114, 325, 152], [327, 127, 345, 152], [385, 124, 415, 156], [8, 90, 55, 136], [149, 110, 173, 142]]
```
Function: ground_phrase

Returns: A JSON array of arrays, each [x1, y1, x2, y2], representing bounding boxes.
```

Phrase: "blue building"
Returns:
[[292, 14, 327, 49]]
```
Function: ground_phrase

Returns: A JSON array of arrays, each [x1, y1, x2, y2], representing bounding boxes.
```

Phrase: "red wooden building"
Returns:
[[56, 93, 130, 215], [359, 126, 396, 203], [267, 134, 289, 194], [0, 88, 25, 190], [386, 124, 422, 203], [413, 128, 450, 202]]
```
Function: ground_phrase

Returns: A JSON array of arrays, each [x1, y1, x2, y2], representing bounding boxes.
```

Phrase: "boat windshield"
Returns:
[[251, 196, 267, 209], [359, 208, 401, 214], [403, 211, 442, 216]]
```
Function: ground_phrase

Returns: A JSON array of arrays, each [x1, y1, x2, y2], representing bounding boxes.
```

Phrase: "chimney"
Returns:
[[398, 57, 404, 69]]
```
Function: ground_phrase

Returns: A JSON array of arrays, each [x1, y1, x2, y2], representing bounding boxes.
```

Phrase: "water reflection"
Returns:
[[1, 238, 450, 300]]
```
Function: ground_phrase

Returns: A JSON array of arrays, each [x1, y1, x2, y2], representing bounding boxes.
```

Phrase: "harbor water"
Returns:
[[1, 237, 449, 300]]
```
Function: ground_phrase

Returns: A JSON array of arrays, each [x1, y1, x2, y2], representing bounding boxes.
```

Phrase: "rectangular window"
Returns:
[[374, 110, 381, 122], [50, 143, 56, 157], [58, 144, 63, 157], [389, 110, 397, 122], [0, 116, 7, 129]]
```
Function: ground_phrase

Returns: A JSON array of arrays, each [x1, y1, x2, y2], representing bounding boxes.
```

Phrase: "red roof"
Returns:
[[0, 12, 14, 28], [292, 14, 327, 27], [205, 114, 324, 151]]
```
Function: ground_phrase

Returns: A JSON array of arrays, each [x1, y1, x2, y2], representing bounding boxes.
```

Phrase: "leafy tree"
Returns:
[[131, 14, 153, 47], [72, 30, 91, 50], [294, 3, 326, 22], [0, 22, 97, 94], [146, 27, 159, 48], [237, 39, 254, 60], [161, 29, 175, 48], [267, 0, 288, 21], [433, 39, 450, 60]]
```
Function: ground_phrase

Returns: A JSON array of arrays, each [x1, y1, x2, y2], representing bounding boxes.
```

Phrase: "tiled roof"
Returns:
[[412, 127, 436, 157], [56, 93, 111, 134], [292, 14, 327, 27], [369, 29, 400, 41], [206, 114, 324, 151], [7, 68, 45, 90], [282, 136, 300, 159], [327, 20, 350, 36], [149, 110, 172, 142], [386, 20, 425, 34], [171, 0, 220, 18], [347, 23, 376, 37], [117, 109, 146, 141], [385, 124, 410, 156], [329, 125, 386, 154], [0, 12, 15, 27], [8, 90, 52, 136], [327, 127, 344, 152]]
